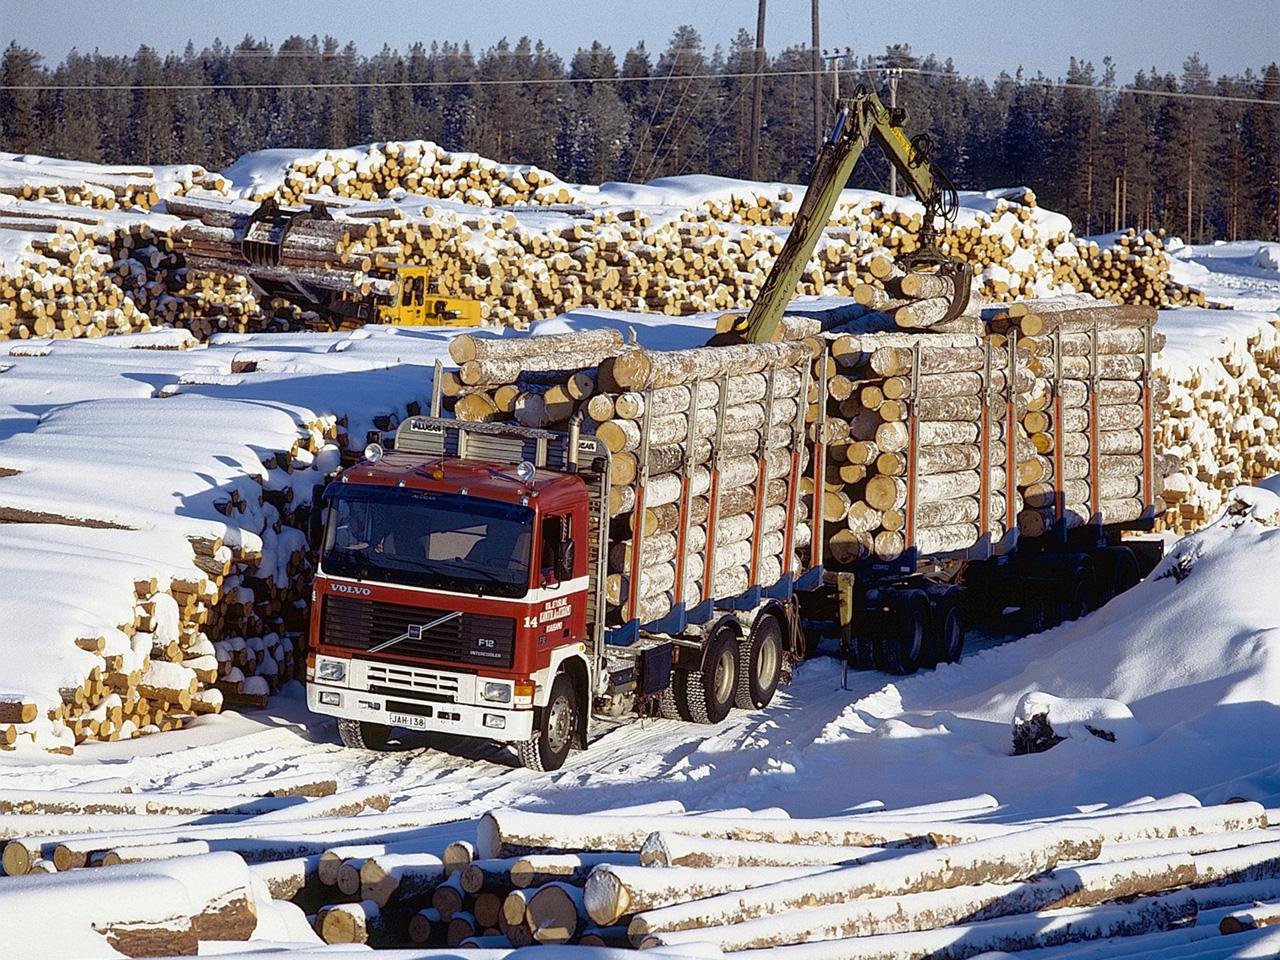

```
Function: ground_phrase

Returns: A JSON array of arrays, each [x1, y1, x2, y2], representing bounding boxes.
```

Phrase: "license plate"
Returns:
[[389, 712, 430, 730]]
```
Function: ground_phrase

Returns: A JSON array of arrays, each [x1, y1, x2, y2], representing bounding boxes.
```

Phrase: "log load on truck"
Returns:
[[303, 89, 1166, 770]]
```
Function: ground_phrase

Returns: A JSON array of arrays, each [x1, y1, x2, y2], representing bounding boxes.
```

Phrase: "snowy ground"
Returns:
[[1, 240, 1280, 960], [0, 241, 1277, 819]]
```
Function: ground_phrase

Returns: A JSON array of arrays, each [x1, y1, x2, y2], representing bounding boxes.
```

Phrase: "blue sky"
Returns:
[[9, 0, 1278, 82]]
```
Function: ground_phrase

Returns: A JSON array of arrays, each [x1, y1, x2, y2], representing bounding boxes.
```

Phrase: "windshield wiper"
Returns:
[[430, 558, 508, 583]]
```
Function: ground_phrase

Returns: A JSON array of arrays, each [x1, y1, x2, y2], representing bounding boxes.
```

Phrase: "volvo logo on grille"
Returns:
[[368, 610, 463, 654], [329, 583, 372, 596]]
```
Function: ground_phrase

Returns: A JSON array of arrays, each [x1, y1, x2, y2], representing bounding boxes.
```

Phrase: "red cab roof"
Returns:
[[340, 451, 585, 511]]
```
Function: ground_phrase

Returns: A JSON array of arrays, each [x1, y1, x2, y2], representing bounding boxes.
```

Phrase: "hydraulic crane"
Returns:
[[714, 85, 973, 346]]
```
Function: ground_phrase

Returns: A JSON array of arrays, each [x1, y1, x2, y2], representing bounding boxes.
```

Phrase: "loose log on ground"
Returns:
[[644, 854, 1197, 952], [526, 881, 587, 944], [625, 827, 1102, 938], [586, 863, 839, 925], [714, 891, 1197, 960], [640, 832, 889, 868]]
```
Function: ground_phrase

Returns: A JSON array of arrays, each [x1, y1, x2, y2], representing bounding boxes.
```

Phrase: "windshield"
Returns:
[[321, 486, 534, 598]]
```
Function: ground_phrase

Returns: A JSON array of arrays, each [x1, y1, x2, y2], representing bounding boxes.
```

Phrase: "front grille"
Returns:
[[367, 662, 461, 700], [322, 595, 515, 668]]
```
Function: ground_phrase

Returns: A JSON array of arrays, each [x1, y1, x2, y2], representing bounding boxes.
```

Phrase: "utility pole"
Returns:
[[811, 0, 821, 156], [749, 0, 766, 180], [887, 67, 901, 197]]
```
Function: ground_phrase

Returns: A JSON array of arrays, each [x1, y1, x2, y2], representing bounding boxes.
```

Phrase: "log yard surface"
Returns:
[[0, 144, 1279, 959]]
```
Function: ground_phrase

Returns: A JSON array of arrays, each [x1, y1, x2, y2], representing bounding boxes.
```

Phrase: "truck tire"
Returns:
[[338, 718, 390, 751], [735, 614, 783, 710], [875, 590, 927, 676], [923, 595, 965, 667], [1094, 546, 1141, 608], [676, 627, 738, 724], [517, 672, 577, 772], [1042, 560, 1094, 627]]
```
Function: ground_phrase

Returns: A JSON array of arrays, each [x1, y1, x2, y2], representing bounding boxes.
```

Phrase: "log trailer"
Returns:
[[303, 89, 1163, 770]]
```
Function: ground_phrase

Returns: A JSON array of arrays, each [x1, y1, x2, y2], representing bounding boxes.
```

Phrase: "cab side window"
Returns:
[[540, 515, 569, 574]]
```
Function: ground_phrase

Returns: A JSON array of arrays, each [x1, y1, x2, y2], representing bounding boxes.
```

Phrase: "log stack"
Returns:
[[7, 790, 1277, 957], [1155, 318, 1280, 535], [443, 328, 817, 627], [435, 289, 1162, 614], [2, 424, 342, 752], [988, 301, 1167, 538], [0, 333, 434, 753]]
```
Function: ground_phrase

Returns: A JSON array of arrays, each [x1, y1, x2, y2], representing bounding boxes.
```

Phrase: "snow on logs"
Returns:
[[1, 792, 1276, 955]]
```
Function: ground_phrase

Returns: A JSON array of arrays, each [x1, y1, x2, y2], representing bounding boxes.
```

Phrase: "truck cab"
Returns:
[[306, 419, 608, 771]]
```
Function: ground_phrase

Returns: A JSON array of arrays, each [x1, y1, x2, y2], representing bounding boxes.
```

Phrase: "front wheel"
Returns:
[[338, 718, 391, 751], [517, 673, 578, 772]]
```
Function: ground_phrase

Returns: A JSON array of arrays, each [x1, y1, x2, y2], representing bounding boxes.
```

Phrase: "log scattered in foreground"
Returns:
[[1221, 900, 1280, 934], [586, 862, 840, 926], [625, 826, 1103, 938], [641, 832, 885, 868], [718, 891, 1198, 960], [476, 809, 1029, 859], [642, 854, 1197, 951]]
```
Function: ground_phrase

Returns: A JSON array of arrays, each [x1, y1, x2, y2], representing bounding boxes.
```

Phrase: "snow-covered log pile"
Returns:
[[0, 144, 1208, 346], [0, 154, 225, 211], [5, 790, 1279, 957], [0, 197, 265, 341], [1154, 308, 1280, 535], [0, 328, 439, 752]]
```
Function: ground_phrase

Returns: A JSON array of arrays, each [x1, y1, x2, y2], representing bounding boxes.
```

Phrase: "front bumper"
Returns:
[[307, 681, 535, 742]]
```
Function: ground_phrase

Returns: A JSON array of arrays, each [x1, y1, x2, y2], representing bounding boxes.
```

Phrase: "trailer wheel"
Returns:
[[735, 614, 783, 710], [676, 627, 738, 724], [517, 672, 577, 772], [923, 595, 965, 667], [337, 718, 390, 751], [875, 590, 927, 676], [1094, 546, 1141, 608]]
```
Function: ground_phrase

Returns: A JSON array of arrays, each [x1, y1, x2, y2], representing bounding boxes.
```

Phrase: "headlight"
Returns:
[[483, 714, 507, 729], [481, 681, 512, 704], [319, 691, 341, 706], [317, 659, 348, 683]]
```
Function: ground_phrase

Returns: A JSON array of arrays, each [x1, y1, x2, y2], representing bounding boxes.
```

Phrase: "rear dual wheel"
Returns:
[[851, 589, 965, 675], [735, 615, 783, 710]]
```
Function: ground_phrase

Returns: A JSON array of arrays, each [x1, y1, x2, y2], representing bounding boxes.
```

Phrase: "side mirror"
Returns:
[[308, 504, 326, 549], [554, 538, 575, 582]]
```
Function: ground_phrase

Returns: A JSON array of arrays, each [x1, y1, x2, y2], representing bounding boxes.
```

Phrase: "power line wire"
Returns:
[[2, 66, 1276, 106]]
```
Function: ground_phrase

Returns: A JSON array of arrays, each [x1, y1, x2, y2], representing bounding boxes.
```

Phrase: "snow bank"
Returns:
[[0, 326, 450, 749], [1254, 243, 1280, 273]]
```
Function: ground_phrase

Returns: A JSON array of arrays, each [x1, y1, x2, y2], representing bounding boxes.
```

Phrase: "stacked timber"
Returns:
[[598, 339, 816, 624], [0, 368, 430, 753], [0, 200, 266, 342], [703, 186, 1206, 309], [215, 140, 573, 207], [0, 144, 1210, 345], [988, 301, 1167, 537], [1155, 318, 1280, 535], [816, 329, 1019, 565], [167, 195, 397, 307], [1, 424, 342, 752], [442, 329, 817, 627]]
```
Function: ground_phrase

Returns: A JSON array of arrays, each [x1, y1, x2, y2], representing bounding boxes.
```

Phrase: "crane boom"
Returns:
[[721, 86, 971, 346]]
